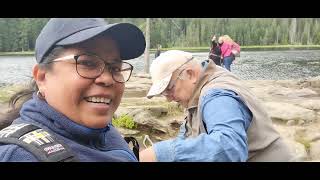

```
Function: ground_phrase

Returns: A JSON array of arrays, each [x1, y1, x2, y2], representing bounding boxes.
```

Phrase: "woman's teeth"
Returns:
[[86, 97, 111, 104]]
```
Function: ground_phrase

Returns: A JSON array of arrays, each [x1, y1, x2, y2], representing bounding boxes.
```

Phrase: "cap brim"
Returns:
[[56, 23, 146, 60], [146, 74, 172, 99]]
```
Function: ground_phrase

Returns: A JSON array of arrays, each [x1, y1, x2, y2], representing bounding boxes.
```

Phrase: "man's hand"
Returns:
[[139, 146, 157, 162]]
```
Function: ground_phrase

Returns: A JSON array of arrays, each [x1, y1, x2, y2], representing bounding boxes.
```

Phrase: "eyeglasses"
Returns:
[[50, 54, 133, 83], [161, 68, 186, 96]]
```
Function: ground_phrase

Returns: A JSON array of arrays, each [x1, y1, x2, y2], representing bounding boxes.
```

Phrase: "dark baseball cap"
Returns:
[[35, 18, 146, 63]]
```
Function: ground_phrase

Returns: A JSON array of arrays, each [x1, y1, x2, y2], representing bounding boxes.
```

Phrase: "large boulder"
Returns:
[[144, 106, 168, 117], [123, 74, 152, 98], [283, 139, 309, 161], [275, 80, 300, 89], [269, 87, 317, 98], [264, 101, 317, 123], [116, 127, 140, 136], [131, 110, 168, 134], [298, 76, 320, 89], [115, 75, 320, 159], [309, 141, 320, 160], [294, 99, 320, 111], [273, 125, 309, 161], [115, 106, 169, 134]]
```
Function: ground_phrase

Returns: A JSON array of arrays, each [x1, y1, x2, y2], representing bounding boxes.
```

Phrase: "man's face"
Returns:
[[162, 67, 196, 108]]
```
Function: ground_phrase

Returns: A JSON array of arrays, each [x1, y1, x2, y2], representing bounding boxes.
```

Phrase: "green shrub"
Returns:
[[112, 114, 136, 129]]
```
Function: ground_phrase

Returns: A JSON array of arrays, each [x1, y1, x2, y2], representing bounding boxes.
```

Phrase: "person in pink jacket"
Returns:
[[218, 35, 240, 72]]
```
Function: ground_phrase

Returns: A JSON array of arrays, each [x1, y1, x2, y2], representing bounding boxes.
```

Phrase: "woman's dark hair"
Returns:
[[211, 39, 218, 49], [0, 46, 66, 129]]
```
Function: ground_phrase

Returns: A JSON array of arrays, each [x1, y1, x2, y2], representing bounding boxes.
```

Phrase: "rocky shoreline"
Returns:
[[117, 74, 320, 161], [1, 74, 320, 161]]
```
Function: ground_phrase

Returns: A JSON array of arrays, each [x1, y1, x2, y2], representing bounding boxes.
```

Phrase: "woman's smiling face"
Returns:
[[34, 35, 125, 128]]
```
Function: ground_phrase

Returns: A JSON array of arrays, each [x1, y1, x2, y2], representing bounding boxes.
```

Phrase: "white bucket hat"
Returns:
[[146, 50, 193, 99]]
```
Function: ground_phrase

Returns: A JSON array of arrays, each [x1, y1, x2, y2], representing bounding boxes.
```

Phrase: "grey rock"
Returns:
[[286, 120, 296, 126], [117, 127, 140, 136], [285, 140, 308, 161], [264, 101, 316, 123], [309, 141, 320, 160]]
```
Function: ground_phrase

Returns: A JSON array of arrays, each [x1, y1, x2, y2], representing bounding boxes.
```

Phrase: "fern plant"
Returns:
[[112, 114, 136, 129]]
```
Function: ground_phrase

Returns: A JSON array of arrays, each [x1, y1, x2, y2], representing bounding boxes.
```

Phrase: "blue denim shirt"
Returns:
[[153, 88, 252, 162]]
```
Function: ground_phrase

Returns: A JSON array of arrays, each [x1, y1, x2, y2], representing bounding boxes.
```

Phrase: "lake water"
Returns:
[[1, 50, 320, 86]]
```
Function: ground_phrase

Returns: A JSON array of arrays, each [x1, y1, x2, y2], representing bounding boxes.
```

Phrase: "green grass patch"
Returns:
[[112, 114, 137, 129], [0, 51, 34, 56]]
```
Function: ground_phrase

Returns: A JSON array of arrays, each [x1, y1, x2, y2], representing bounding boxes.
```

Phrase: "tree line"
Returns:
[[1, 18, 320, 52]]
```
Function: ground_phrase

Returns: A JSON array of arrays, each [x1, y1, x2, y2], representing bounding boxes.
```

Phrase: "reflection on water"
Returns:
[[1, 50, 320, 85]]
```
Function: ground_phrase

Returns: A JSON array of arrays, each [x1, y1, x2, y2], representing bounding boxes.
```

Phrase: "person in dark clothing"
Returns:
[[155, 44, 162, 58], [208, 35, 222, 66], [0, 18, 146, 162]]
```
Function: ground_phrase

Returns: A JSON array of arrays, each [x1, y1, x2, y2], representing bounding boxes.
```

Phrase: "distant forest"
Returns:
[[1, 18, 320, 52]]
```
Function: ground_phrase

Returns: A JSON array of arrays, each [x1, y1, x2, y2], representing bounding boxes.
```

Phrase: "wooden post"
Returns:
[[144, 18, 150, 74]]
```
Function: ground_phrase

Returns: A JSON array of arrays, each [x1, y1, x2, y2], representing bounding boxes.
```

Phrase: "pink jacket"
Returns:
[[220, 42, 240, 58]]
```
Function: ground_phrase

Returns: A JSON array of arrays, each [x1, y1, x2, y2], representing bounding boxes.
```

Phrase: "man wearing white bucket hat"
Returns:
[[140, 50, 293, 162]]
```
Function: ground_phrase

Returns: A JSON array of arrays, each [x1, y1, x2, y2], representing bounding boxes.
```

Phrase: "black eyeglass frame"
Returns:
[[47, 53, 134, 83]]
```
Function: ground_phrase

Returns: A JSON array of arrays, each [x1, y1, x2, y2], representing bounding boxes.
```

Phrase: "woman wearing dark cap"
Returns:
[[0, 18, 145, 162]]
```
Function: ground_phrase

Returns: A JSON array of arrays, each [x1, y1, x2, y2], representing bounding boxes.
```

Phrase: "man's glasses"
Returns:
[[161, 68, 186, 96], [50, 54, 133, 83]]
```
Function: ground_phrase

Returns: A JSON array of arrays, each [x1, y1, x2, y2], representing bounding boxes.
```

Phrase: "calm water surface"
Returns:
[[1, 50, 320, 86]]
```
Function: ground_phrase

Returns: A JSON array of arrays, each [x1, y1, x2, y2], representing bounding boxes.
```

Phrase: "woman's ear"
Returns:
[[32, 64, 47, 94]]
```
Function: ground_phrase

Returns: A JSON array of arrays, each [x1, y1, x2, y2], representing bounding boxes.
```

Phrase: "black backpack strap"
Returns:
[[0, 123, 78, 162], [124, 136, 140, 161]]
